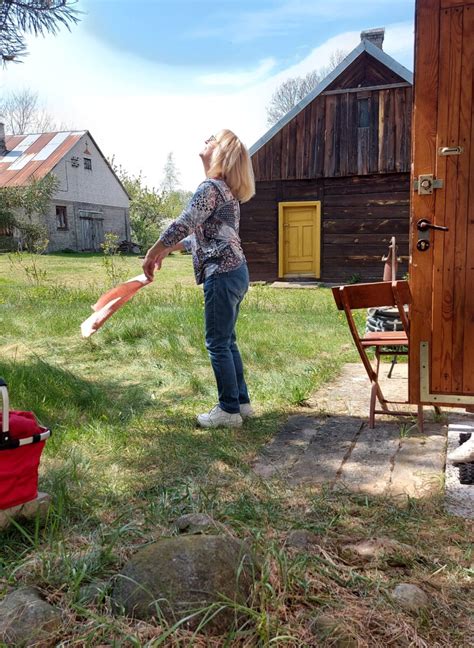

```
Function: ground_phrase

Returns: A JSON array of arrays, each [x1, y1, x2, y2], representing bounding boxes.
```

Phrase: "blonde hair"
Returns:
[[207, 129, 255, 203]]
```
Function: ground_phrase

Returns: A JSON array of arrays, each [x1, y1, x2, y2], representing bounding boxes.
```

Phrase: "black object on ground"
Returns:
[[457, 433, 474, 485]]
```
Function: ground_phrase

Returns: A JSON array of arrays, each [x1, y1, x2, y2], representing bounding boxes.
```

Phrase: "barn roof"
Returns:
[[250, 39, 413, 156], [0, 130, 87, 187], [0, 129, 130, 200]]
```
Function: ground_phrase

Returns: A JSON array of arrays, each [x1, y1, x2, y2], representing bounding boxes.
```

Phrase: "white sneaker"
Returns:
[[240, 403, 256, 419], [447, 437, 474, 464], [197, 405, 243, 429]]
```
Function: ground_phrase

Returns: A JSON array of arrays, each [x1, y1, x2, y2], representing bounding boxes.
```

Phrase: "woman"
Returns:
[[143, 129, 255, 429]]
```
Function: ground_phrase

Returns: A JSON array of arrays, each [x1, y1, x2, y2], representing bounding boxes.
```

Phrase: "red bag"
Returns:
[[0, 380, 50, 510]]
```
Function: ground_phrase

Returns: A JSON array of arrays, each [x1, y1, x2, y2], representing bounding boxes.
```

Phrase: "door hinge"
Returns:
[[413, 174, 444, 195]]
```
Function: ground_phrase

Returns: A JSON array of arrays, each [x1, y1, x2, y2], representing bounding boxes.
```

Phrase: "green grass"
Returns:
[[0, 252, 472, 647]]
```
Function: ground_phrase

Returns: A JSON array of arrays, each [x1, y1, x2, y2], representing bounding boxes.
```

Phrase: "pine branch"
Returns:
[[0, 1, 81, 63]]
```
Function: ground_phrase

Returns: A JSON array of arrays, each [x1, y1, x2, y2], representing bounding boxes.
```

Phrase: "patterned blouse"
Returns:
[[159, 178, 246, 284]]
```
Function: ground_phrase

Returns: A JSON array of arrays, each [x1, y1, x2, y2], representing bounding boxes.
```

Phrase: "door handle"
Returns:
[[416, 219, 449, 233], [416, 219, 448, 252], [438, 146, 463, 156]]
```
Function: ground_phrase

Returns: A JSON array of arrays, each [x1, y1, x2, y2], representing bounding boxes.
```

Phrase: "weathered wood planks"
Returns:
[[240, 175, 410, 282], [254, 85, 412, 181]]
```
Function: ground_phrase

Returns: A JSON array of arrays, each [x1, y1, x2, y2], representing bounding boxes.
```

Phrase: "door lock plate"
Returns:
[[414, 174, 444, 195], [417, 239, 430, 252]]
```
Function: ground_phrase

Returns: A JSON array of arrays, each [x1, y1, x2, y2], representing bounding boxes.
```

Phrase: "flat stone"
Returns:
[[310, 612, 358, 647], [391, 583, 429, 613], [389, 431, 446, 497], [0, 586, 62, 646], [0, 492, 51, 530], [270, 281, 319, 289], [253, 416, 360, 484], [289, 417, 362, 485], [341, 537, 415, 563], [253, 362, 448, 498], [174, 513, 226, 535], [285, 530, 321, 550], [337, 425, 399, 495], [253, 416, 320, 478]]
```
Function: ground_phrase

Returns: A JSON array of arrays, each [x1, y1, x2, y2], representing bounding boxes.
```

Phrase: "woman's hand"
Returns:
[[143, 241, 186, 281], [143, 241, 169, 281]]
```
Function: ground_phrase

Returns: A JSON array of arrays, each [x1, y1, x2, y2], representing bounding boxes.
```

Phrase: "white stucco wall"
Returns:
[[43, 133, 131, 251], [51, 134, 129, 208]]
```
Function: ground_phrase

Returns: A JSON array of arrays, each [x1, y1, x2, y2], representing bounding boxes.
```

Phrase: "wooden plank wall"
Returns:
[[252, 86, 412, 181], [240, 173, 410, 282], [325, 52, 408, 90]]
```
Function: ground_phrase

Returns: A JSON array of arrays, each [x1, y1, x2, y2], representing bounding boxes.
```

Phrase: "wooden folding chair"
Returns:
[[332, 280, 423, 430]]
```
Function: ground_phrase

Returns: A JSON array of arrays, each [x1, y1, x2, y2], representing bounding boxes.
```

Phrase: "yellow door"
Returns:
[[278, 201, 321, 278]]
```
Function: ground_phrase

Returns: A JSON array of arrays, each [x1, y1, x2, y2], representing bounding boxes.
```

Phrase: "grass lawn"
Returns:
[[0, 252, 472, 647]]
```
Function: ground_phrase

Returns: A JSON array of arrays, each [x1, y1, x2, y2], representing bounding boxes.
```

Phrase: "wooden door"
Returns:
[[278, 201, 321, 278], [409, 0, 474, 406], [80, 217, 104, 251]]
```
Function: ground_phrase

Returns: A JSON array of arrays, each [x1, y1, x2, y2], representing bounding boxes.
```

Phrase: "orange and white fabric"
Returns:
[[81, 273, 151, 338]]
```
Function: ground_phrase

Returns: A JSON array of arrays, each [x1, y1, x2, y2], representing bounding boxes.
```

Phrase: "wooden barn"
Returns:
[[240, 28, 413, 283]]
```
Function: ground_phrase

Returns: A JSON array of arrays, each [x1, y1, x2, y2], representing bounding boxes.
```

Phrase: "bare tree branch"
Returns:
[[266, 49, 348, 126], [0, 88, 72, 134]]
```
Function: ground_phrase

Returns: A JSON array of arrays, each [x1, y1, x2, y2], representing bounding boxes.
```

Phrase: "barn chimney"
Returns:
[[360, 27, 385, 50], [0, 122, 6, 156]]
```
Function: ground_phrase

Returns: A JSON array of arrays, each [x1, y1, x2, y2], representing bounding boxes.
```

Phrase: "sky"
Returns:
[[0, 0, 416, 190]]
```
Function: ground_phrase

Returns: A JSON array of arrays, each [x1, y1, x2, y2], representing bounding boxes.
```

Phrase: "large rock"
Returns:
[[111, 535, 259, 633], [391, 583, 430, 613], [0, 587, 62, 646]]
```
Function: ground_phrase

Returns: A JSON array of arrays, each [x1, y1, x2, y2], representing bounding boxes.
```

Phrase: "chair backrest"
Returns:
[[332, 280, 411, 311], [332, 280, 412, 382]]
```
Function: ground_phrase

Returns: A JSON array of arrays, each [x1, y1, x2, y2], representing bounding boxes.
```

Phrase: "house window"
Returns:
[[56, 205, 68, 230], [358, 98, 370, 128], [84, 157, 92, 170]]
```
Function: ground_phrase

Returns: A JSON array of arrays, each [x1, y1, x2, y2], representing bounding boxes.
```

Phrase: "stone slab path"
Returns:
[[254, 363, 474, 508]]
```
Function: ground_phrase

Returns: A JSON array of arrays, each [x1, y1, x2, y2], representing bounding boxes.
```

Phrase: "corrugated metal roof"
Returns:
[[0, 130, 86, 187], [250, 39, 413, 157]]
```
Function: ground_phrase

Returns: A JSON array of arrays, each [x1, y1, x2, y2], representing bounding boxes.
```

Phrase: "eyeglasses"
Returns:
[[205, 135, 217, 145]]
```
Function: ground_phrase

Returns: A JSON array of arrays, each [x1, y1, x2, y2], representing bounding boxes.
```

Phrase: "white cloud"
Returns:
[[197, 58, 277, 88], [0, 21, 414, 191]]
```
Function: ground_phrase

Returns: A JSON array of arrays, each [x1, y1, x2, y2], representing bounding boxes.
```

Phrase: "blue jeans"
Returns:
[[203, 263, 250, 414]]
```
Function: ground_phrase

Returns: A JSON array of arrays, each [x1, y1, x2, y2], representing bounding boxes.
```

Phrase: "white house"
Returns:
[[0, 123, 130, 252]]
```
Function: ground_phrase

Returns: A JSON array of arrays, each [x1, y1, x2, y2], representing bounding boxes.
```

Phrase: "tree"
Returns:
[[0, 0, 80, 64], [160, 152, 181, 195], [266, 49, 348, 126], [159, 152, 192, 229], [0, 88, 61, 134], [111, 160, 166, 251], [110, 155, 192, 251], [0, 174, 58, 252]]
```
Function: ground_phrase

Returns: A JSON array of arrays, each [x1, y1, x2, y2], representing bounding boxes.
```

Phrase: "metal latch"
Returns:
[[413, 174, 444, 195], [438, 146, 463, 156]]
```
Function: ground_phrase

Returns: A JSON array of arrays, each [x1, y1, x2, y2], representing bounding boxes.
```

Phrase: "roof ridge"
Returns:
[[250, 39, 412, 157]]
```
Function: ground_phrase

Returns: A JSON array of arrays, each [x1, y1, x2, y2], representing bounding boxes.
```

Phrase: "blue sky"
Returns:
[[1, 1, 416, 189], [86, 0, 414, 70]]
